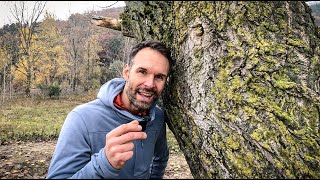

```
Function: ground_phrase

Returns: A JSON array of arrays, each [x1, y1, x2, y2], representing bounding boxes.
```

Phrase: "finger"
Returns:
[[118, 151, 134, 162], [107, 120, 142, 138], [119, 131, 147, 143], [108, 141, 135, 155], [109, 131, 147, 146]]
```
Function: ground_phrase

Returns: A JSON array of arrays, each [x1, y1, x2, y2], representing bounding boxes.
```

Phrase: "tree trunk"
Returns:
[[98, 1, 320, 178], [2, 65, 6, 102], [71, 38, 78, 92], [9, 56, 12, 99], [26, 59, 32, 97]]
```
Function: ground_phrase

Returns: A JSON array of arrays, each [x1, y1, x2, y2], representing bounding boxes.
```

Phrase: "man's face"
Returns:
[[122, 47, 170, 113]]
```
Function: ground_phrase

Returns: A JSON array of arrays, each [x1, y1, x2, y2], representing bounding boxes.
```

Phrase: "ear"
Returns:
[[122, 64, 130, 81]]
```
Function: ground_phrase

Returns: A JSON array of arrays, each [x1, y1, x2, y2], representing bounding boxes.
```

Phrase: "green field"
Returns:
[[0, 93, 95, 144], [0, 93, 181, 153]]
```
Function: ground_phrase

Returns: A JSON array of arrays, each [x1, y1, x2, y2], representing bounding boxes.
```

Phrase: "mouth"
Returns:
[[137, 90, 154, 102]]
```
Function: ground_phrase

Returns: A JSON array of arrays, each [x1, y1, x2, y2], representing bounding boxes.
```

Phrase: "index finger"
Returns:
[[108, 120, 141, 137]]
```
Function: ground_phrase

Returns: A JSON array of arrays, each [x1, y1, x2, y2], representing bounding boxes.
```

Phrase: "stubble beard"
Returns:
[[125, 82, 159, 112]]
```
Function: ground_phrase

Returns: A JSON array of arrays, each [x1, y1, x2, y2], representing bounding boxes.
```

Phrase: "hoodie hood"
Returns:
[[97, 78, 157, 121]]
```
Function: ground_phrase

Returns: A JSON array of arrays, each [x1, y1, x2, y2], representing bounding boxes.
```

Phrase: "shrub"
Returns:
[[38, 84, 62, 99], [48, 84, 61, 98]]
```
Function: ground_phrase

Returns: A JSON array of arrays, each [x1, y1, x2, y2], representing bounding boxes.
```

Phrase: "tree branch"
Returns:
[[96, 1, 119, 9], [91, 16, 135, 38], [91, 16, 122, 31]]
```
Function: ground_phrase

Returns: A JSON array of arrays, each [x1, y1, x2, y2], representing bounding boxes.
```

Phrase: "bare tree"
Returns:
[[10, 1, 46, 97], [63, 13, 88, 92]]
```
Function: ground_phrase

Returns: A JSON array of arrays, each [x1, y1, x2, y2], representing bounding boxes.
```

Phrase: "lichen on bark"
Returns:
[[121, 1, 320, 178]]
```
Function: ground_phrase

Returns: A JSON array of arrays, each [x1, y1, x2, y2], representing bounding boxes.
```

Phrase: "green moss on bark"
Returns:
[[121, 1, 320, 178]]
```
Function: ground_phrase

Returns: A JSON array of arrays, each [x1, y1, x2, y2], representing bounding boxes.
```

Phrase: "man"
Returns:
[[47, 40, 172, 179]]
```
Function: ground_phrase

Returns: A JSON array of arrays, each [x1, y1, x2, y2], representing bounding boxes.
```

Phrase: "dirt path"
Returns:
[[0, 140, 193, 179]]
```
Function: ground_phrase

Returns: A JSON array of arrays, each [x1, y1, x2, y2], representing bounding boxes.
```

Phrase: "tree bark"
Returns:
[[96, 1, 320, 178], [2, 65, 6, 102]]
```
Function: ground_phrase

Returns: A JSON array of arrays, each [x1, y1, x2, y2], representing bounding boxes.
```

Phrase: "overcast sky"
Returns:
[[0, 1, 125, 28]]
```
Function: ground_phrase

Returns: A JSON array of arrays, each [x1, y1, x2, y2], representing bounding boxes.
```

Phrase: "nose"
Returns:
[[144, 75, 156, 88]]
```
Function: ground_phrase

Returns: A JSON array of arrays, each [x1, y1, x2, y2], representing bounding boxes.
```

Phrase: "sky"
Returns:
[[0, 1, 125, 28], [307, 1, 320, 5]]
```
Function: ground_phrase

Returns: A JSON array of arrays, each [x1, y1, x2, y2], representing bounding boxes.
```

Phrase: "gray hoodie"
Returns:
[[47, 78, 169, 179]]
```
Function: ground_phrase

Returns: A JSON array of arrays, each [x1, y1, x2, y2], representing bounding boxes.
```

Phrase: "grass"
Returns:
[[0, 92, 182, 154], [0, 92, 96, 144]]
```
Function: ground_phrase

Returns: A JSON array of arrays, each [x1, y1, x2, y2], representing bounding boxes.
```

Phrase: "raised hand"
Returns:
[[105, 120, 147, 169]]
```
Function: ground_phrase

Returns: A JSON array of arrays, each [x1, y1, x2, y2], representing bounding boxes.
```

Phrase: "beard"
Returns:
[[125, 81, 159, 111]]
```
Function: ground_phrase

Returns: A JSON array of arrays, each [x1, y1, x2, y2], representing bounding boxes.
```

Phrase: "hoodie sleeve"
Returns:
[[149, 120, 170, 179], [46, 111, 120, 179]]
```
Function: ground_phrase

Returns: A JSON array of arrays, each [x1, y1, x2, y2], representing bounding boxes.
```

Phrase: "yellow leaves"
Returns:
[[12, 13, 70, 88], [13, 61, 28, 82], [0, 47, 9, 68]]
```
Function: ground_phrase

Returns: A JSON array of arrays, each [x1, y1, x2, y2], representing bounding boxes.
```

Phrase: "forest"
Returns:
[[0, 2, 127, 101]]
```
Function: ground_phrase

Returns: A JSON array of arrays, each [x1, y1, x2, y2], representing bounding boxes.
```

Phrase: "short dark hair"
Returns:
[[127, 40, 172, 72]]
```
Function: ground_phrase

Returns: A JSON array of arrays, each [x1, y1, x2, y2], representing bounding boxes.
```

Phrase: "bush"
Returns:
[[48, 84, 61, 98], [38, 84, 61, 99]]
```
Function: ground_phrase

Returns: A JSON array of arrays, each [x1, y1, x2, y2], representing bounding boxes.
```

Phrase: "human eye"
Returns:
[[155, 75, 164, 81], [138, 69, 147, 75]]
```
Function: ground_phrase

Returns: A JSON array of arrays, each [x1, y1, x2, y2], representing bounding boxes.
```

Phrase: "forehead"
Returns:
[[131, 47, 170, 73]]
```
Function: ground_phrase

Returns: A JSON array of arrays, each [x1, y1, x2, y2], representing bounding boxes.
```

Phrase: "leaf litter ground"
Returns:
[[0, 140, 193, 179]]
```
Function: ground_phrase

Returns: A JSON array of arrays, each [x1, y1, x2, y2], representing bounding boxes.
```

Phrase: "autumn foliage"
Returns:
[[0, 3, 126, 99]]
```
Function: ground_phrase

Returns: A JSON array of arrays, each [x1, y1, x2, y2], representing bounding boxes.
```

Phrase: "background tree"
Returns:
[[97, 35, 125, 84], [95, 1, 320, 178], [62, 12, 105, 92], [0, 47, 9, 102], [0, 23, 19, 101], [13, 29, 44, 95], [10, 1, 46, 97], [63, 13, 86, 92], [35, 12, 67, 87], [79, 15, 102, 92]]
